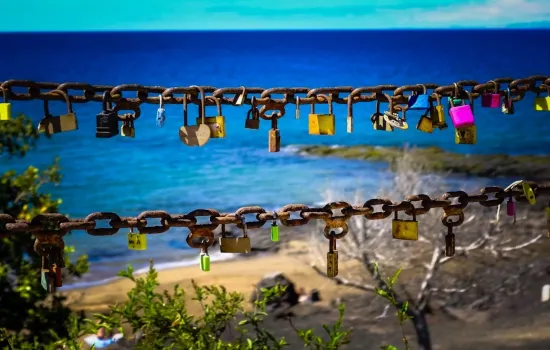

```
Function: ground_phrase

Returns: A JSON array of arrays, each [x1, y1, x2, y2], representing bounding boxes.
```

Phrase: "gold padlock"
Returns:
[[326, 235, 339, 278], [53, 90, 78, 132], [416, 113, 433, 133], [382, 94, 408, 130], [430, 93, 448, 130], [371, 98, 394, 132], [455, 124, 476, 145], [308, 94, 335, 135], [268, 118, 281, 152], [0, 87, 12, 121], [392, 210, 418, 241], [244, 97, 260, 130], [219, 224, 251, 254], [180, 88, 211, 147], [534, 87, 550, 111], [197, 96, 225, 138], [121, 119, 136, 138]]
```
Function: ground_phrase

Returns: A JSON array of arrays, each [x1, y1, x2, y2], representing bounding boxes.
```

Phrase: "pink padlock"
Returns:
[[448, 84, 475, 128], [481, 93, 501, 108], [481, 81, 501, 108], [506, 198, 515, 216]]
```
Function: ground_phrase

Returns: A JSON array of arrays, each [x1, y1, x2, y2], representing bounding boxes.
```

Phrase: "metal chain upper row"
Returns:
[[1, 184, 548, 237], [0, 75, 549, 109]]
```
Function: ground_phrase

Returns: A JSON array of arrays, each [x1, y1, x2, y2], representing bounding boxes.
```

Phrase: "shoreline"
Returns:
[[297, 145, 550, 181]]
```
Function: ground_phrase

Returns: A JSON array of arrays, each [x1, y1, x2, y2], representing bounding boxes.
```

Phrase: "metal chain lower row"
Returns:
[[2, 182, 549, 293]]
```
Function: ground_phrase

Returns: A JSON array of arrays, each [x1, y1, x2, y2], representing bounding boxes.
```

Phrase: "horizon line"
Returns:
[[1, 28, 549, 34]]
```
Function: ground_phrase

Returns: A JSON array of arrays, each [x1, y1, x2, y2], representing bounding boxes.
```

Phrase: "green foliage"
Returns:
[[79, 260, 352, 350], [0, 115, 89, 347], [372, 263, 412, 350]]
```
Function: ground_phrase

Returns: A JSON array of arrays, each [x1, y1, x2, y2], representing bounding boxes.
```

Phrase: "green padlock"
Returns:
[[271, 221, 279, 242], [200, 251, 210, 272]]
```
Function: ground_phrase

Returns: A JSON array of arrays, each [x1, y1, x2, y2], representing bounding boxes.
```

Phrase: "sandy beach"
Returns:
[[64, 240, 361, 316]]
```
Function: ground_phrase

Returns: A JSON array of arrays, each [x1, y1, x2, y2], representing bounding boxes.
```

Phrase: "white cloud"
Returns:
[[408, 0, 550, 27]]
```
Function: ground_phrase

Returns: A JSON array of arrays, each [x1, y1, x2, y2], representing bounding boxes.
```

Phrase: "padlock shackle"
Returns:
[[182, 93, 188, 126], [46, 89, 73, 114], [205, 96, 222, 116], [101, 91, 113, 111], [416, 84, 427, 95], [189, 85, 206, 125], [158, 94, 164, 109], [310, 93, 333, 115], [0, 86, 8, 103], [382, 93, 394, 113]]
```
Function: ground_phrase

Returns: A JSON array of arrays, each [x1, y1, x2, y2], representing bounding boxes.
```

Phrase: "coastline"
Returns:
[[297, 145, 550, 181]]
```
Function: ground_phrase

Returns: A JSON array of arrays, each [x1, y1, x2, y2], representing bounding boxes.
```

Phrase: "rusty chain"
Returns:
[[0, 75, 548, 120], [1, 183, 549, 239]]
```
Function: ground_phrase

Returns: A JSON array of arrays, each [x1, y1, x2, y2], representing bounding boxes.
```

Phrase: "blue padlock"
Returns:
[[156, 95, 166, 127], [407, 85, 430, 111]]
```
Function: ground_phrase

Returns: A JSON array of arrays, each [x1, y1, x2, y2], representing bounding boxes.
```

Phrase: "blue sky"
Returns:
[[2, 0, 550, 32]]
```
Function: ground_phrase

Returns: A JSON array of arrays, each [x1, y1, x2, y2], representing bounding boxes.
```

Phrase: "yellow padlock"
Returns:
[[534, 87, 550, 111], [121, 119, 136, 138], [127, 229, 147, 251], [416, 114, 433, 133], [308, 94, 335, 135], [0, 87, 12, 121], [455, 124, 476, 145], [392, 210, 418, 241], [197, 96, 225, 138], [430, 93, 448, 130], [522, 182, 536, 205]]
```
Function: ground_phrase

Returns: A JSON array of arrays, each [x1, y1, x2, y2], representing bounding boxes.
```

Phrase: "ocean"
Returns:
[[1, 29, 550, 288]]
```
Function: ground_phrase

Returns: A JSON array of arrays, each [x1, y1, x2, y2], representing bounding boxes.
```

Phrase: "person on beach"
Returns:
[[83, 327, 123, 349]]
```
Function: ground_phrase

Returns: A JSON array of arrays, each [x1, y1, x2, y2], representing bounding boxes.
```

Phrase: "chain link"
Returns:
[[1, 75, 548, 121], [1, 183, 548, 240]]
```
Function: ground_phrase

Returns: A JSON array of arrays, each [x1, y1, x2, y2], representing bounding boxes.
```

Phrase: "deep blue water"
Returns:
[[1, 30, 550, 287]]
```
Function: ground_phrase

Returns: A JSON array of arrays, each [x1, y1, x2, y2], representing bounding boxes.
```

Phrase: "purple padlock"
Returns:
[[506, 198, 515, 216], [481, 93, 501, 108], [449, 101, 475, 128]]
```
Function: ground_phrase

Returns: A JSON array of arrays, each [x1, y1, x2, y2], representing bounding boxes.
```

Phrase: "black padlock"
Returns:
[[96, 91, 119, 138]]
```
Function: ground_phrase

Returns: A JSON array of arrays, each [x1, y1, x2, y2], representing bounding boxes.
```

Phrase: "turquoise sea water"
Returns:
[[1, 29, 550, 288]]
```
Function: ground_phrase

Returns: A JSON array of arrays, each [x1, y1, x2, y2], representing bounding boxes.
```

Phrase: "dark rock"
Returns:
[[250, 272, 300, 312]]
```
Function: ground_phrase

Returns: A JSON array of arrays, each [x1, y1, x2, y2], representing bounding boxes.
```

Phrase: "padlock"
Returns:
[[545, 202, 550, 238], [96, 91, 119, 138], [326, 234, 339, 278], [200, 248, 210, 272], [0, 87, 12, 121], [391, 210, 418, 241], [156, 94, 166, 127], [371, 98, 394, 132], [271, 220, 279, 242], [196, 96, 226, 138], [309, 94, 335, 135], [448, 91, 475, 128], [234, 86, 246, 106], [382, 94, 408, 130], [54, 90, 78, 132], [445, 226, 455, 257], [127, 229, 147, 250], [416, 113, 433, 133], [455, 124, 476, 145], [501, 88, 515, 115], [180, 87, 211, 147], [245, 97, 260, 129], [481, 81, 501, 108], [346, 93, 354, 133], [430, 93, 448, 130], [219, 224, 251, 253], [408, 85, 430, 110], [522, 182, 536, 205], [268, 118, 281, 152], [534, 85, 550, 111], [121, 119, 136, 138], [38, 100, 62, 136], [506, 197, 515, 217]]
